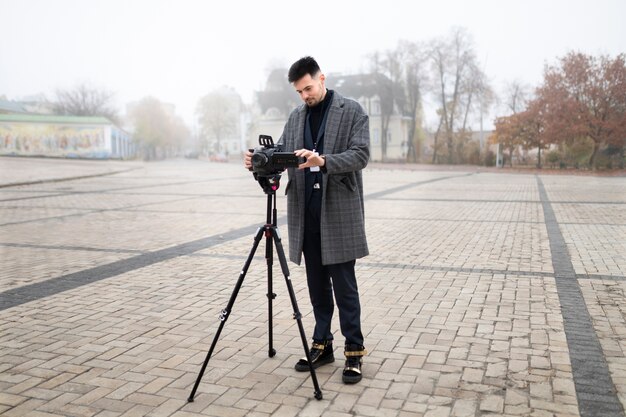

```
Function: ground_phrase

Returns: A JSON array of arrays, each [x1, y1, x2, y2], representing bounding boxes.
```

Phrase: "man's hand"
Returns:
[[295, 149, 325, 170], [243, 150, 253, 170]]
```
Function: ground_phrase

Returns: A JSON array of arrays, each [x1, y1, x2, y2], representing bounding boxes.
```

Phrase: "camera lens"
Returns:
[[251, 152, 269, 168]]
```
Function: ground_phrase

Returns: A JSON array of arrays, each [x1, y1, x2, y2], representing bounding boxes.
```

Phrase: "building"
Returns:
[[253, 69, 299, 147], [0, 95, 54, 115], [0, 114, 134, 159], [0, 99, 28, 115], [254, 70, 414, 162], [328, 73, 414, 162]]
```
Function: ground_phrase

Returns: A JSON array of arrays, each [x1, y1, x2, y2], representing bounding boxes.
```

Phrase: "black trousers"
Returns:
[[303, 193, 364, 346]]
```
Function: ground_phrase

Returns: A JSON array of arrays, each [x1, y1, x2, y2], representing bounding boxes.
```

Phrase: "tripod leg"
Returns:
[[270, 226, 323, 401], [265, 228, 277, 358], [187, 226, 265, 403]]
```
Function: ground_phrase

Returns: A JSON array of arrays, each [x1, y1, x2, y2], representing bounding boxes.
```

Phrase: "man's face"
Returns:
[[293, 72, 326, 107]]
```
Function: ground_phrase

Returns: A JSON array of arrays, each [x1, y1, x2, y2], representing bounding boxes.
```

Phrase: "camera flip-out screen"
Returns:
[[271, 152, 299, 167]]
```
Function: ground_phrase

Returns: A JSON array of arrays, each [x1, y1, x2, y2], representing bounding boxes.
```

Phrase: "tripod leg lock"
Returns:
[[293, 312, 302, 320], [267, 292, 277, 300], [218, 309, 229, 322]]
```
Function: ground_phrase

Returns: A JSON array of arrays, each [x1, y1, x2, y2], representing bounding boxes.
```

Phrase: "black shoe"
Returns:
[[295, 341, 334, 372], [342, 344, 366, 384]]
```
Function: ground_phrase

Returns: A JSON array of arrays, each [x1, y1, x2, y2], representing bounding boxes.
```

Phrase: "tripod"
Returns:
[[187, 173, 323, 402]]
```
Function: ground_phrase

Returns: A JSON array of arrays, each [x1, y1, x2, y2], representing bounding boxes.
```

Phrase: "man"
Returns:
[[245, 56, 369, 384]]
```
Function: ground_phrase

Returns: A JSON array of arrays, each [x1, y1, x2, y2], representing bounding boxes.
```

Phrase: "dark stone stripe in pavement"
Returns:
[[576, 274, 626, 281], [553, 201, 626, 205], [0, 174, 472, 311], [0, 168, 140, 189], [0, 223, 262, 311], [187, 255, 626, 282], [0, 189, 265, 202], [0, 178, 226, 202], [0, 196, 203, 227], [362, 262, 626, 282], [0, 191, 70, 203], [0, 242, 145, 254], [359, 262, 555, 277], [364, 173, 475, 200], [369, 217, 545, 224], [377, 197, 626, 205], [537, 176, 625, 417]]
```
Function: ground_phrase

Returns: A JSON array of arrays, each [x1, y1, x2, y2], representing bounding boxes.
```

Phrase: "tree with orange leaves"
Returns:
[[536, 52, 626, 168], [492, 52, 626, 169]]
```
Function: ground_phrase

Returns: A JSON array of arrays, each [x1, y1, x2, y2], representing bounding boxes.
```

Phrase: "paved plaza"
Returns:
[[0, 156, 625, 417]]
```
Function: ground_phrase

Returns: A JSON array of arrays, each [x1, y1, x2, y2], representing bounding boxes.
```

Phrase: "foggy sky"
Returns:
[[1, 0, 624, 130]]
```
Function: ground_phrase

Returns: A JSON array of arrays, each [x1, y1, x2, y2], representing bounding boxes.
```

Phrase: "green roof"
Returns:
[[0, 114, 113, 125], [0, 100, 27, 113]]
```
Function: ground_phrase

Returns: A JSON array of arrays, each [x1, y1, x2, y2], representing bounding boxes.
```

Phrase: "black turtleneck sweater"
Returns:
[[303, 89, 333, 229], [307, 89, 333, 152]]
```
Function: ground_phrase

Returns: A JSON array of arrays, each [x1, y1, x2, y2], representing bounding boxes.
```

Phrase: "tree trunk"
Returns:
[[406, 120, 417, 163], [406, 140, 415, 163], [537, 147, 542, 169], [588, 140, 599, 170], [381, 115, 390, 161], [432, 116, 443, 164], [446, 131, 454, 164]]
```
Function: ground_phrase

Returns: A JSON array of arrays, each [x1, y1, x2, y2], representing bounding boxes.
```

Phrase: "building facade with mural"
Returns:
[[0, 114, 135, 159]]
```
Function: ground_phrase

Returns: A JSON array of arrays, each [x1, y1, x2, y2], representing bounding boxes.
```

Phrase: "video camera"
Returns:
[[250, 135, 301, 176]]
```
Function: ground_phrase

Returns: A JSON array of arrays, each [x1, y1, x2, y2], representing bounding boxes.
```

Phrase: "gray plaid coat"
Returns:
[[280, 91, 370, 265]]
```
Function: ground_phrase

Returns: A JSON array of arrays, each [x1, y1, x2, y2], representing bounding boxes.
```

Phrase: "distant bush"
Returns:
[[463, 141, 481, 165], [484, 149, 496, 167], [546, 150, 560, 168]]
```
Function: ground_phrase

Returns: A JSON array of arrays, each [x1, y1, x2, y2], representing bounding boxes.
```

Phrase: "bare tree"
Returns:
[[129, 96, 189, 160], [431, 111, 444, 163], [459, 62, 494, 159], [498, 80, 531, 166], [428, 27, 488, 164], [129, 97, 169, 160], [53, 83, 119, 123], [367, 50, 402, 161], [196, 87, 241, 155], [397, 40, 428, 163], [503, 80, 531, 114]]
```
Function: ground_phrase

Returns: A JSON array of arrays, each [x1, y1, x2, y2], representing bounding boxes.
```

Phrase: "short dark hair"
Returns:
[[288, 56, 321, 83]]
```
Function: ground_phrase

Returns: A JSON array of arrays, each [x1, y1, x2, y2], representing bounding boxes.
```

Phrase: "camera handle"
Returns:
[[187, 190, 323, 402], [259, 135, 275, 147]]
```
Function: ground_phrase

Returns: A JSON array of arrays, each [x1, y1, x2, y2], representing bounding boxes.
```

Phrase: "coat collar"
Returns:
[[295, 90, 344, 153]]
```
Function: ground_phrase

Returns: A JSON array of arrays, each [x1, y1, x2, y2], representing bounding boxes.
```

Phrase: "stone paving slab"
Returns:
[[0, 157, 625, 416], [0, 156, 143, 187]]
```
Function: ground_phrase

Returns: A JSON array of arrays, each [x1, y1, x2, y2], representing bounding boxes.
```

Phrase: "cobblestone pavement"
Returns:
[[1, 157, 625, 417]]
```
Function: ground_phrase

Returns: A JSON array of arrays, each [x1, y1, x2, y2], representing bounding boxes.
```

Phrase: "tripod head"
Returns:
[[254, 172, 282, 195]]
